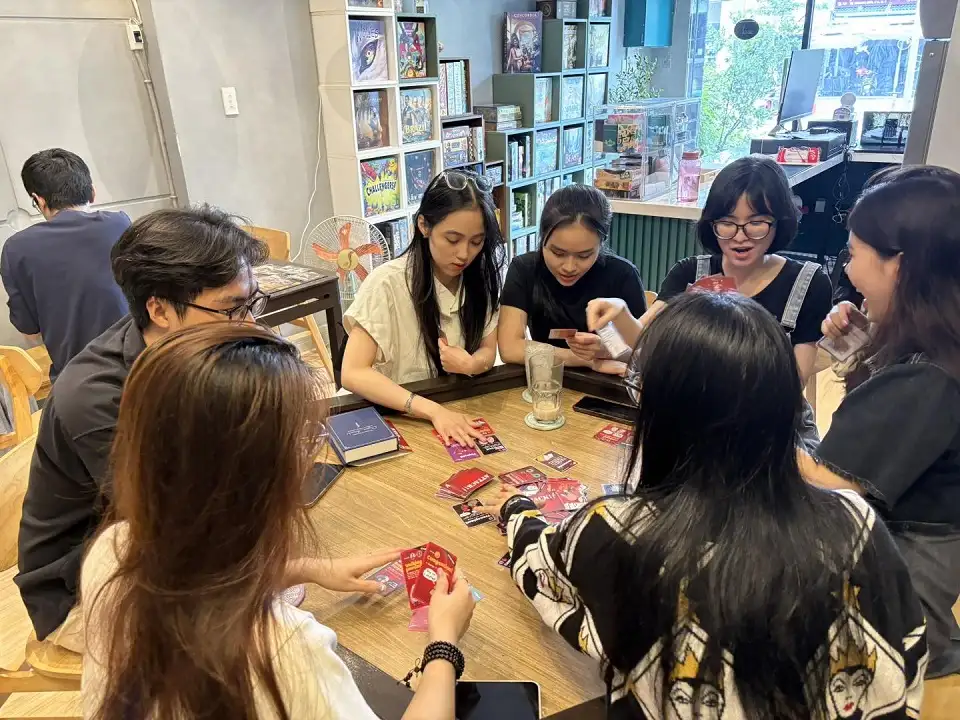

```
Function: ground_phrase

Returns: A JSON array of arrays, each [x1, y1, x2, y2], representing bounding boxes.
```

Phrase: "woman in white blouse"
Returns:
[[342, 170, 504, 447], [83, 323, 475, 720]]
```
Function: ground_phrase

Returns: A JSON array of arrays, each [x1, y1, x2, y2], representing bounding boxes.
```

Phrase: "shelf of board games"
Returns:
[[438, 57, 474, 120], [312, 12, 401, 87], [576, 0, 614, 18], [397, 14, 440, 83], [310, 0, 397, 15]]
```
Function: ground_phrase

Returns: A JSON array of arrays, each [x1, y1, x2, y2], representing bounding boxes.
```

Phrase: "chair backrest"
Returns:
[[0, 347, 43, 448], [242, 225, 291, 262], [644, 290, 658, 307], [0, 434, 37, 571]]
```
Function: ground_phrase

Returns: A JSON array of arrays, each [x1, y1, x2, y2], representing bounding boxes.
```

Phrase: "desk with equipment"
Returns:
[[305, 365, 634, 718]]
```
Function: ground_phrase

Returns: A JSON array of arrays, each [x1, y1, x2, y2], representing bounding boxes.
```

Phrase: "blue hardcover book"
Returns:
[[328, 407, 398, 464]]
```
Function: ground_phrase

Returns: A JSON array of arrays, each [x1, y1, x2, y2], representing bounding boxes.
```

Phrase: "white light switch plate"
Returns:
[[221, 87, 239, 117]]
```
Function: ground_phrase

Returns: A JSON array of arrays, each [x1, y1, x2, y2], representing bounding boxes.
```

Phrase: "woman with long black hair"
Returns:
[[482, 292, 927, 719], [342, 170, 504, 446], [804, 169, 960, 683], [497, 184, 646, 374]]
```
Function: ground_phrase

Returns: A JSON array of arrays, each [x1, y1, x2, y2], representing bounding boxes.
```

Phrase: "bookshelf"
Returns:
[[488, 11, 612, 258]]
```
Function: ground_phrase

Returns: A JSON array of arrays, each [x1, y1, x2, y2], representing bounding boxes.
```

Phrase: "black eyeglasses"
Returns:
[[712, 220, 775, 241], [184, 291, 269, 321], [435, 169, 493, 193]]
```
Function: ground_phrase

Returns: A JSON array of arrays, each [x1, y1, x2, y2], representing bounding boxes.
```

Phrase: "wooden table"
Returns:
[[254, 261, 344, 379], [304, 382, 633, 716]]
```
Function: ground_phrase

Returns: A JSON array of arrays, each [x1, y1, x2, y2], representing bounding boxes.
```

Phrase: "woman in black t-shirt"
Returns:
[[803, 170, 960, 680], [588, 155, 832, 384], [498, 185, 646, 373]]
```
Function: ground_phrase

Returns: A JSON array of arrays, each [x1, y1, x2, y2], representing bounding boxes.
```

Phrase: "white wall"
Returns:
[[0, 0, 174, 346], [140, 0, 332, 240], [926, 3, 960, 171]]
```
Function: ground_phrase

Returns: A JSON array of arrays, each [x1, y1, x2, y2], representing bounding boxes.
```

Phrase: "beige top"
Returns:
[[344, 254, 498, 384], [81, 524, 380, 720]]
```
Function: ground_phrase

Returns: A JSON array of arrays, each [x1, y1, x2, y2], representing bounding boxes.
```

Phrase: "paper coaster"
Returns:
[[521, 388, 533, 403], [524, 412, 566, 431]]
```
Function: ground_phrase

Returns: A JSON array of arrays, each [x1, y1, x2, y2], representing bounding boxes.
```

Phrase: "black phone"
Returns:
[[455, 681, 541, 720], [572, 395, 636, 424], [302, 462, 345, 507]]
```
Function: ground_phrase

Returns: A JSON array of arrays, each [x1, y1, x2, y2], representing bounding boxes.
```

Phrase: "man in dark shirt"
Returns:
[[15, 205, 268, 652], [0, 149, 130, 378]]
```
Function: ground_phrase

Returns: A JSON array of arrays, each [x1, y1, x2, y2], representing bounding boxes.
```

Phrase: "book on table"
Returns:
[[328, 407, 399, 464]]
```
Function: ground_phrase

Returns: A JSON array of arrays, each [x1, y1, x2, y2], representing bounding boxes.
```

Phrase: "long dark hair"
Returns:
[[533, 184, 612, 327], [91, 324, 327, 720], [404, 172, 504, 375], [846, 168, 960, 389], [697, 155, 798, 254], [576, 293, 858, 717]]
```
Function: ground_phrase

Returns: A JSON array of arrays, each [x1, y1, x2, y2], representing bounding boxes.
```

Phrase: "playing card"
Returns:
[[601, 483, 622, 495], [436, 468, 495, 500], [400, 546, 427, 609], [497, 551, 511, 568], [537, 450, 576, 471], [409, 542, 457, 609], [499, 466, 548, 487], [496, 521, 507, 536], [817, 325, 870, 363], [594, 423, 634, 446], [446, 442, 482, 462], [384, 420, 412, 452], [549, 328, 577, 340], [364, 560, 404, 596], [476, 434, 507, 455], [452, 499, 495, 528], [690, 274, 738, 294], [471, 418, 496, 436]]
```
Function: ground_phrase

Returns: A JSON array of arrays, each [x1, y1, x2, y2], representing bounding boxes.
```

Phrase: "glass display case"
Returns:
[[592, 98, 701, 201]]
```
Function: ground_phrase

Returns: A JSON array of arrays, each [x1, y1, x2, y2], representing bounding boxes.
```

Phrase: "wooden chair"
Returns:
[[25, 346, 52, 402], [242, 225, 335, 381], [0, 435, 82, 698], [0, 347, 45, 451], [644, 289, 658, 307]]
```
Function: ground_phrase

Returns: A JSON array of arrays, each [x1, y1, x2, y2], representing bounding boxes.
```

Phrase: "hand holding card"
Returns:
[[690, 274, 738, 294], [549, 328, 577, 340]]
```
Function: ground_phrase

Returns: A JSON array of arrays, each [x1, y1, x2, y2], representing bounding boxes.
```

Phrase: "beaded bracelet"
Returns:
[[400, 641, 465, 687]]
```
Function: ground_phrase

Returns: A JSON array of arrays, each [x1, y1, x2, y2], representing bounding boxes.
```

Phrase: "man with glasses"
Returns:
[[1, 149, 131, 378], [15, 205, 268, 653]]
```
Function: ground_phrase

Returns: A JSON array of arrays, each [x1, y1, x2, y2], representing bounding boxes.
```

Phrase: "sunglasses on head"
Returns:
[[434, 169, 493, 194]]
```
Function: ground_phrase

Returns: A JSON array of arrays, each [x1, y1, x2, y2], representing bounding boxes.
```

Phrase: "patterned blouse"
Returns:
[[501, 489, 928, 719]]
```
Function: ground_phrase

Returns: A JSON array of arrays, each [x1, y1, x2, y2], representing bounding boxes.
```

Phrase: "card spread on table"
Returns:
[[364, 560, 404, 596], [384, 420, 412, 452], [537, 450, 576, 471], [471, 418, 496, 436], [453, 499, 495, 528], [431, 431, 483, 462], [477, 434, 507, 455], [436, 468, 495, 500], [409, 542, 457, 609], [690, 274, 738, 294], [549, 328, 577, 340], [499, 465, 548, 487], [497, 551, 511, 568], [594, 423, 634, 446]]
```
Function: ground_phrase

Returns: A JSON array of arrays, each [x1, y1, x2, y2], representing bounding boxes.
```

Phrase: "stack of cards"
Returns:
[[436, 468, 495, 500], [537, 450, 576, 471], [499, 465, 548, 487], [516, 478, 589, 524], [432, 417, 506, 461], [432, 433, 481, 462], [363, 559, 405, 596], [594, 423, 634, 447]]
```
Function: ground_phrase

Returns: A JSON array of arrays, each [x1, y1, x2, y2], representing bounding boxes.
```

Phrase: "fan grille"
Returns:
[[303, 216, 390, 309]]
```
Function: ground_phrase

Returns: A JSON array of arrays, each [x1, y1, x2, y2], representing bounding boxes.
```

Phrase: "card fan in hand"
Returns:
[[305, 216, 389, 309]]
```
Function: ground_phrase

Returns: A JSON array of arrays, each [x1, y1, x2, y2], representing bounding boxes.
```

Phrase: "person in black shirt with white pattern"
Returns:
[[482, 292, 927, 719]]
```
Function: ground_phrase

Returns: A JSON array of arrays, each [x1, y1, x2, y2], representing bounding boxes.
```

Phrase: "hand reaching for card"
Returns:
[[427, 569, 476, 644], [429, 405, 485, 447], [566, 332, 603, 362], [476, 484, 526, 521], [438, 338, 475, 376], [586, 298, 628, 332], [290, 549, 403, 594]]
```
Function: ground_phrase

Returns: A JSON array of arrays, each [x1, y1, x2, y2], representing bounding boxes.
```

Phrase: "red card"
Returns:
[[471, 418, 496, 436], [438, 468, 494, 499], [400, 546, 427, 609], [549, 328, 577, 339], [690, 274, 738, 294], [499, 465, 548, 487], [409, 542, 457, 609], [384, 420, 412, 452], [594, 423, 634, 446]]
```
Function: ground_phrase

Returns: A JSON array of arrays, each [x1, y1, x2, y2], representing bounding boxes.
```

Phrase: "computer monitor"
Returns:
[[777, 48, 826, 126]]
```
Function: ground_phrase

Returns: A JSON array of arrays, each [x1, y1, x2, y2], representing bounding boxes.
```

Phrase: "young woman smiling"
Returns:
[[342, 170, 504, 447], [497, 184, 646, 373], [589, 155, 832, 385]]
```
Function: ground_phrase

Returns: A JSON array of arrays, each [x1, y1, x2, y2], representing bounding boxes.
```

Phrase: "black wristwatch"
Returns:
[[402, 641, 465, 686], [500, 493, 535, 523]]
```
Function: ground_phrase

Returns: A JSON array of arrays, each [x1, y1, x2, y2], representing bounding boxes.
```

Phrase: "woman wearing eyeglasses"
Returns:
[[498, 184, 647, 373], [589, 155, 832, 385], [342, 170, 504, 447]]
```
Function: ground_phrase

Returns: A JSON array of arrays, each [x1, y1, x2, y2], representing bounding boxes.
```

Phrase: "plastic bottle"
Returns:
[[677, 150, 702, 203]]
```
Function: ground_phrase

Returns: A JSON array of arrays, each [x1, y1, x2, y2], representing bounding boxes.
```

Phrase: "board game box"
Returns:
[[587, 73, 607, 116], [360, 157, 401, 217], [563, 24, 578, 70], [398, 21, 427, 79], [349, 18, 389, 83], [503, 12, 543, 73], [535, 128, 559, 174], [563, 125, 584, 168], [534, 77, 553, 124], [561, 75, 584, 120], [354, 90, 387, 150], [400, 87, 434, 144], [588, 23, 610, 68], [405, 149, 436, 206]]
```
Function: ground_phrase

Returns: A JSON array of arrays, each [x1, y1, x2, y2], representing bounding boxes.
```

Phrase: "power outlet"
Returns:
[[126, 21, 144, 51], [221, 87, 240, 117]]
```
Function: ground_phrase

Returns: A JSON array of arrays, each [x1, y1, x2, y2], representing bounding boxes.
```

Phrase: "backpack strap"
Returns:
[[781, 261, 820, 333], [694, 255, 712, 282]]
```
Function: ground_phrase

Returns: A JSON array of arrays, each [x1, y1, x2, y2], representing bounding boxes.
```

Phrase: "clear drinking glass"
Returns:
[[523, 342, 554, 402], [532, 380, 563, 423]]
